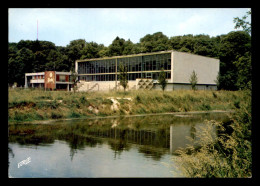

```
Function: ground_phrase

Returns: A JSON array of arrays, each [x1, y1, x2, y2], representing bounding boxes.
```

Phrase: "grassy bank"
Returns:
[[172, 90, 251, 177], [8, 88, 247, 123]]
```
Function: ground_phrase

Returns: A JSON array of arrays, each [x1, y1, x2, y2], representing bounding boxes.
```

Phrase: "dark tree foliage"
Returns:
[[8, 29, 251, 90], [139, 32, 171, 53], [218, 31, 251, 90]]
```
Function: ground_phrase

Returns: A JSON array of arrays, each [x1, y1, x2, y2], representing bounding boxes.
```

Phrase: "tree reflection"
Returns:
[[190, 124, 196, 140], [8, 113, 229, 164]]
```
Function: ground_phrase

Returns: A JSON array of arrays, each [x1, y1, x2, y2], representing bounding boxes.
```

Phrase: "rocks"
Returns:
[[110, 98, 119, 111], [88, 106, 99, 114]]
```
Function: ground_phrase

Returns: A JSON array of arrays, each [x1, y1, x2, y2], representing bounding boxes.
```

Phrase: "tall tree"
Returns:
[[13, 48, 35, 86], [118, 63, 128, 93], [66, 39, 86, 67], [108, 36, 126, 57], [70, 67, 78, 93], [140, 32, 170, 53], [189, 70, 198, 91], [158, 68, 167, 92], [80, 42, 105, 59], [234, 52, 252, 90], [218, 31, 251, 90]]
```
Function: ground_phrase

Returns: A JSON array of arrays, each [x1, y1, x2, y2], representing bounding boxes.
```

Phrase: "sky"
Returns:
[[8, 8, 251, 47]]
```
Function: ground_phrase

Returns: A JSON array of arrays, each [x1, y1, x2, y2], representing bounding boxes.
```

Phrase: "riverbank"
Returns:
[[8, 88, 248, 124], [9, 110, 234, 125]]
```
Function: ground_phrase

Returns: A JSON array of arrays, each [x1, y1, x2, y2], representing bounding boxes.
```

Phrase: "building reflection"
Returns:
[[9, 114, 222, 162], [169, 122, 217, 154]]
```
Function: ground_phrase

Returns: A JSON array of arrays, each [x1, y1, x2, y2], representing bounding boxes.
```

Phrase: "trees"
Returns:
[[218, 31, 251, 90], [9, 47, 35, 86], [232, 11, 252, 90], [234, 52, 252, 90], [81, 42, 106, 59], [189, 70, 198, 91], [7, 29, 251, 90], [66, 39, 86, 67], [70, 67, 78, 93], [169, 34, 219, 58], [140, 32, 171, 53], [118, 63, 128, 93], [108, 36, 126, 57], [234, 10, 251, 35], [158, 68, 167, 91]]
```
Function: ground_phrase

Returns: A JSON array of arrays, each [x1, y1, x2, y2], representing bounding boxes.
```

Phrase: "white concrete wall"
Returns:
[[30, 79, 44, 83], [153, 83, 217, 91], [77, 81, 136, 92], [172, 51, 219, 85]]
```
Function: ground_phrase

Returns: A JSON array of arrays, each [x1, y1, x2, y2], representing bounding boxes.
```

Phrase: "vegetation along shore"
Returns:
[[8, 88, 249, 124]]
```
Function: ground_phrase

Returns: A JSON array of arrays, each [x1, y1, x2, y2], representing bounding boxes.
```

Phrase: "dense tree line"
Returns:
[[8, 16, 251, 90]]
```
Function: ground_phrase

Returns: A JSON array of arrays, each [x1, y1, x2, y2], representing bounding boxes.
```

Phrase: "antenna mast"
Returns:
[[37, 20, 38, 40]]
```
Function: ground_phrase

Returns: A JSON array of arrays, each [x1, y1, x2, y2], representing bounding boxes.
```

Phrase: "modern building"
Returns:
[[25, 71, 73, 91], [75, 50, 220, 91]]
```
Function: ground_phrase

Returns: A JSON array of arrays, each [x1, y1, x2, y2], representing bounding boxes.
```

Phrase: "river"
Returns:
[[8, 112, 229, 178]]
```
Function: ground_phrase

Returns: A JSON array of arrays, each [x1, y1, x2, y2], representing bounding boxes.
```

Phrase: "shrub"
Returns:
[[13, 111, 24, 121], [9, 100, 36, 109], [200, 103, 211, 111], [68, 111, 81, 118], [79, 96, 88, 104], [50, 112, 63, 119], [102, 99, 113, 105], [162, 94, 173, 101], [212, 92, 218, 98], [135, 106, 147, 114], [233, 99, 240, 109], [173, 92, 252, 178], [135, 95, 142, 103], [30, 111, 45, 120], [119, 109, 126, 115], [36, 100, 59, 109], [37, 95, 53, 100], [56, 97, 63, 100]]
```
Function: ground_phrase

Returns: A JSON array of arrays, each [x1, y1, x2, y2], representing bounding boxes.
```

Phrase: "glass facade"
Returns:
[[77, 52, 171, 81]]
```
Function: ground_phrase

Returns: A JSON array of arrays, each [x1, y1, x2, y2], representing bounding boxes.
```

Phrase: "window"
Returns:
[[59, 75, 66, 82], [153, 57, 156, 70], [167, 58, 171, 70], [167, 72, 171, 79]]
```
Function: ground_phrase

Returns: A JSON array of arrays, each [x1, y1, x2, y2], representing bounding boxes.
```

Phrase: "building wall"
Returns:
[[153, 83, 217, 91], [77, 81, 216, 92], [74, 51, 219, 92], [172, 51, 219, 85], [77, 80, 137, 92], [44, 71, 56, 89], [25, 71, 72, 90]]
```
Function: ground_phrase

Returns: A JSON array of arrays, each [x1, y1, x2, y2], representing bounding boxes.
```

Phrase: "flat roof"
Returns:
[[76, 50, 173, 63], [25, 71, 71, 76]]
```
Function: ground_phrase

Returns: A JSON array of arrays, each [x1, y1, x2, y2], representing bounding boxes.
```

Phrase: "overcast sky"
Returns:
[[8, 8, 251, 47]]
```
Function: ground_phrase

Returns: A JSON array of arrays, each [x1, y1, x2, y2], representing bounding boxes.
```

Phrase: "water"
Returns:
[[8, 112, 229, 178]]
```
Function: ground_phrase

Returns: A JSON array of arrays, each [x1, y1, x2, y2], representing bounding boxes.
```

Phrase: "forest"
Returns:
[[8, 13, 251, 91]]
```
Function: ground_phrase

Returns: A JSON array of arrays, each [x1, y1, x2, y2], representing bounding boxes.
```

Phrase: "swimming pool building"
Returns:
[[75, 50, 219, 91]]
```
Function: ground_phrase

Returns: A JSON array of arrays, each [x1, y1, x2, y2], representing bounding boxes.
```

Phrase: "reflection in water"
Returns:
[[8, 113, 229, 177], [169, 122, 217, 154]]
